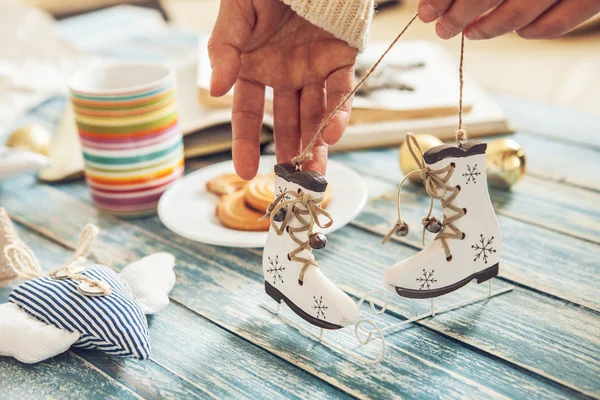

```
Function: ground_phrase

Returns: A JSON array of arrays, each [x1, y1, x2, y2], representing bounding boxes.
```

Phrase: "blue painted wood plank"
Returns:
[[54, 153, 600, 311], [332, 148, 600, 245], [0, 176, 593, 398], [494, 94, 600, 148], [0, 352, 142, 400]]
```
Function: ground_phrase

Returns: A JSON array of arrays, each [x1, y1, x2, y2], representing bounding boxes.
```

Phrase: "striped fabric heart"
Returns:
[[8, 263, 150, 359]]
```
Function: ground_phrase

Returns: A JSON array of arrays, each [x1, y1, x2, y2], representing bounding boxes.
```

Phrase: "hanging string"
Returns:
[[291, 12, 420, 168], [292, 15, 471, 167], [48, 224, 99, 278], [455, 32, 468, 146]]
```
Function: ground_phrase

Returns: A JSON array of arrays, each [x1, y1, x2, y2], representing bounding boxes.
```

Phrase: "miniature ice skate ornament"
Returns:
[[382, 133, 502, 298], [262, 164, 359, 329]]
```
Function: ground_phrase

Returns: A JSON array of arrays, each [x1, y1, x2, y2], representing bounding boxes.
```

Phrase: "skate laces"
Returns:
[[263, 190, 333, 284], [383, 133, 466, 261]]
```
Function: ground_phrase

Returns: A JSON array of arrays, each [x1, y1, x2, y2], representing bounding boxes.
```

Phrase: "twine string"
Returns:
[[3, 222, 111, 296], [49, 224, 99, 277], [456, 32, 468, 146], [3, 243, 43, 281], [292, 15, 469, 167], [291, 12, 420, 168]]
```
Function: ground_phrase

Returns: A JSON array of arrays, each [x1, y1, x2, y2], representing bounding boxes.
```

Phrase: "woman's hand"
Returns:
[[418, 0, 600, 40], [208, 0, 358, 180]]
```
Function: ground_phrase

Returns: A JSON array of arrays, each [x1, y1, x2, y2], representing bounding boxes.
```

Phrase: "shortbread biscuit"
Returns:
[[245, 174, 333, 213], [206, 173, 247, 196], [245, 174, 275, 213], [216, 189, 270, 231]]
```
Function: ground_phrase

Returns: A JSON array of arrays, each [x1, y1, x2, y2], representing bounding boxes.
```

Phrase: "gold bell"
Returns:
[[399, 134, 443, 184], [6, 125, 52, 156], [486, 138, 526, 189]]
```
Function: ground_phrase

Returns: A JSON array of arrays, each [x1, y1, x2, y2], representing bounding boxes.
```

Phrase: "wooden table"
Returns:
[[1, 94, 599, 399]]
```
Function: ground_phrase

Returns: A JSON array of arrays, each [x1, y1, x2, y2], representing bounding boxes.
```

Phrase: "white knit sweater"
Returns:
[[281, 0, 374, 52]]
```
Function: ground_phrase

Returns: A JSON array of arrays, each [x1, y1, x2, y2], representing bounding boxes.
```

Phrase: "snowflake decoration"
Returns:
[[267, 256, 285, 284], [277, 186, 292, 201], [462, 164, 481, 185], [472, 234, 496, 263], [313, 296, 328, 319], [416, 269, 437, 290]]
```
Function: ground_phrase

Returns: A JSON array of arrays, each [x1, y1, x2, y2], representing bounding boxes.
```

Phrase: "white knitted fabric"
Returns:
[[281, 0, 374, 51]]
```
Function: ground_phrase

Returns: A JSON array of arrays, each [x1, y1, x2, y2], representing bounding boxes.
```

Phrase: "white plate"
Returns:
[[158, 156, 368, 248]]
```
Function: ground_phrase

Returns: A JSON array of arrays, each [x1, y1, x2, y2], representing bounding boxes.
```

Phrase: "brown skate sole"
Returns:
[[265, 281, 343, 330], [394, 263, 499, 299]]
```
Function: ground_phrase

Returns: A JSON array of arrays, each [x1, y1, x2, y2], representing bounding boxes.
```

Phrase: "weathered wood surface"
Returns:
[[1, 95, 599, 399], [2, 173, 599, 399], [1, 225, 350, 400], [331, 152, 600, 310]]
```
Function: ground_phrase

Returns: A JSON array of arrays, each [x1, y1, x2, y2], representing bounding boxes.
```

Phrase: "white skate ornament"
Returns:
[[355, 28, 513, 350], [355, 132, 514, 345], [260, 164, 386, 364], [0, 210, 176, 364], [260, 14, 512, 363]]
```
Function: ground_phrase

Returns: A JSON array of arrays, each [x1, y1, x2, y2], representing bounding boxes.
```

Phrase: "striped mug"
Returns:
[[68, 63, 184, 217]]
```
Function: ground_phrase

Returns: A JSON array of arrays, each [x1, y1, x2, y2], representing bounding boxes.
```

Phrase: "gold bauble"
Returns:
[[399, 134, 443, 184], [6, 125, 52, 156], [486, 138, 526, 189]]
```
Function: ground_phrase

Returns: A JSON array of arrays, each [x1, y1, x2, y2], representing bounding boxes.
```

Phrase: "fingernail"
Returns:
[[419, 4, 439, 22], [209, 68, 215, 95], [435, 22, 454, 40], [465, 28, 481, 40]]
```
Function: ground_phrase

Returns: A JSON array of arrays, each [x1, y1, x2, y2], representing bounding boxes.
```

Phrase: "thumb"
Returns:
[[207, 0, 254, 97]]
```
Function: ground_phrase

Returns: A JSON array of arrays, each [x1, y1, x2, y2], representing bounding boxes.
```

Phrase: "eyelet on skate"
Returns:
[[286, 226, 290, 233], [456, 185, 461, 191], [462, 208, 467, 215], [297, 188, 302, 194], [446, 255, 453, 262], [461, 232, 466, 240], [287, 254, 292, 261], [450, 162, 456, 168], [298, 279, 304, 286]]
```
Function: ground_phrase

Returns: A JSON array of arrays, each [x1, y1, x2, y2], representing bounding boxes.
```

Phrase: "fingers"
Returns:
[[232, 78, 265, 180], [207, 0, 254, 97], [300, 83, 328, 174], [273, 89, 301, 165], [418, 0, 453, 22], [465, 0, 558, 40], [435, 0, 502, 39], [323, 65, 355, 145], [516, 0, 600, 39]]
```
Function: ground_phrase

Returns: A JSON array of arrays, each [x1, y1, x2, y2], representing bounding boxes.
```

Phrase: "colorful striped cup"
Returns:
[[69, 63, 184, 217]]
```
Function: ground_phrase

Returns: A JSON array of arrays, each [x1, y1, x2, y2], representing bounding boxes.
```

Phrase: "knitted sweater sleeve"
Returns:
[[280, 0, 374, 52]]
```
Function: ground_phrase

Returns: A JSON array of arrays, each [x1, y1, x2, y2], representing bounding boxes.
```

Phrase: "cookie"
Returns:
[[216, 189, 270, 231], [245, 174, 333, 213], [206, 173, 247, 196], [245, 173, 275, 213]]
